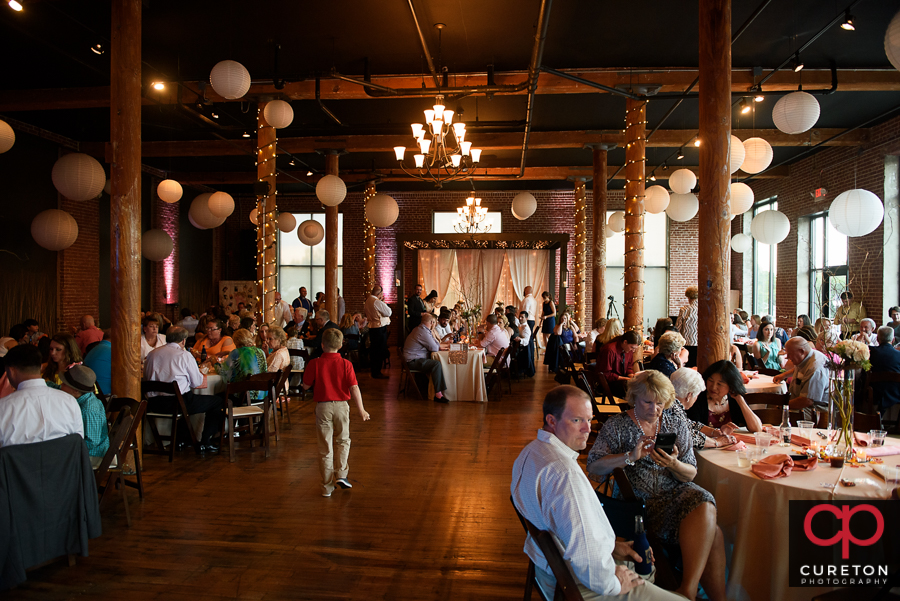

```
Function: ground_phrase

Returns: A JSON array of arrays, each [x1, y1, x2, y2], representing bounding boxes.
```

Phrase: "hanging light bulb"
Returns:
[[460, 141, 472, 156], [443, 110, 454, 124], [414, 154, 425, 168], [411, 123, 424, 137], [393, 146, 405, 161], [471, 148, 482, 162]]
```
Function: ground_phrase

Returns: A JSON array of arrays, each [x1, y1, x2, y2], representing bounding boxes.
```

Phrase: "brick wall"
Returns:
[[150, 183, 180, 315], [57, 195, 100, 332]]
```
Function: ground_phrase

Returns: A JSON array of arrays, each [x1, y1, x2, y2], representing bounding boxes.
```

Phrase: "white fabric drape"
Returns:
[[454, 250, 481, 310], [418, 249, 457, 307], [479, 251, 506, 314], [508, 250, 550, 304]]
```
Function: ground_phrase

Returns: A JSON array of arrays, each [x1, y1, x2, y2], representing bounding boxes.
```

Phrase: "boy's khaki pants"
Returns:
[[315, 401, 350, 495]]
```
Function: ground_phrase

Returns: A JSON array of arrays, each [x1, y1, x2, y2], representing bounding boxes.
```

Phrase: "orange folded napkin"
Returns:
[[718, 440, 747, 451], [733, 433, 758, 446], [751, 454, 794, 479], [865, 446, 900, 458], [791, 434, 811, 447], [792, 456, 818, 471]]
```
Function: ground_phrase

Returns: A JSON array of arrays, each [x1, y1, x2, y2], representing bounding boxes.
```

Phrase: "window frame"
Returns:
[[277, 212, 343, 299], [807, 211, 848, 320], [751, 197, 778, 317]]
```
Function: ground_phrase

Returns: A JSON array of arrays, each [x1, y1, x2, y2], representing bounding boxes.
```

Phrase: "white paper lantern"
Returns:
[[730, 233, 753, 253], [208, 191, 235, 218], [887, 9, 900, 72], [644, 185, 670, 214], [605, 225, 615, 239], [741, 137, 773, 174], [0, 119, 14, 153], [666, 193, 699, 222], [189, 213, 206, 230], [772, 91, 820, 135], [263, 100, 294, 128], [297, 219, 325, 246], [31, 209, 78, 251], [157, 179, 183, 203], [668, 168, 697, 195], [829, 189, 885, 237], [103, 180, 111, 195], [729, 136, 746, 174], [511, 192, 537, 220], [729, 182, 755, 215], [750, 209, 790, 245], [51, 153, 106, 201], [209, 60, 251, 99], [366, 194, 399, 227], [249, 208, 259, 225], [189, 193, 226, 229], [316, 175, 347, 206], [607, 211, 626, 233], [142, 229, 174, 261], [511, 205, 521, 220], [278, 212, 296, 233]]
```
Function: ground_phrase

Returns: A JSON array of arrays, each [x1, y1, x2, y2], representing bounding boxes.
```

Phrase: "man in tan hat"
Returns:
[[60, 364, 110, 465]]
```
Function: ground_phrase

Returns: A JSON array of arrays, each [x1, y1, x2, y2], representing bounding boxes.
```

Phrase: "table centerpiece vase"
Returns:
[[825, 339, 871, 460]]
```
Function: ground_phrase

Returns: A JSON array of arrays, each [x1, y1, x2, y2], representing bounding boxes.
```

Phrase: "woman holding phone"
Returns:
[[587, 370, 726, 601]]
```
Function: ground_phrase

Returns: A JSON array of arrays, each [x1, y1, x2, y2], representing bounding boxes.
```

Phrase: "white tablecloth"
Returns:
[[429, 349, 487, 403], [696, 434, 900, 601], [194, 373, 226, 396], [743, 373, 786, 395]]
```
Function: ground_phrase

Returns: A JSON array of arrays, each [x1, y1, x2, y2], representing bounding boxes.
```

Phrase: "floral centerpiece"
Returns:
[[459, 302, 482, 343], [824, 339, 871, 458]]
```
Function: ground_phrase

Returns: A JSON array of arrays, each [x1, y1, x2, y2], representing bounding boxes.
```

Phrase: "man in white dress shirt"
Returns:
[[273, 291, 293, 329], [477, 315, 510, 366], [433, 310, 454, 341], [364, 285, 393, 379], [511, 385, 681, 600], [0, 344, 83, 447]]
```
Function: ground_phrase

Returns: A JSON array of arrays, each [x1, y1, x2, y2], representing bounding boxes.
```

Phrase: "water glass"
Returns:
[[882, 466, 900, 490], [748, 447, 765, 465], [797, 420, 815, 440], [869, 430, 887, 448], [754, 432, 773, 450], [736, 449, 750, 468]]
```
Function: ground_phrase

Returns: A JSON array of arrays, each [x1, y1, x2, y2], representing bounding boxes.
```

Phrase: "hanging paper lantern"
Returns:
[[103, 180, 111, 195], [887, 9, 900, 72], [189, 193, 226, 229], [730, 233, 753, 253], [605, 225, 615, 239], [829, 189, 885, 237], [277, 212, 297, 233], [644, 185, 670, 214], [729, 182, 755, 215], [31, 209, 78, 251], [729, 136, 746, 174], [51, 153, 106, 201], [297, 219, 325, 246], [772, 91, 820, 135], [607, 211, 626, 233], [0, 119, 14, 153], [142, 229, 174, 261], [157, 179, 183, 203], [665, 193, 699, 222], [316, 174, 347, 206], [668, 168, 697, 195], [511, 205, 521, 220], [209, 60, 251, 99], [740, 138, 773, 174], [208, 191, 235, 218], [366, 193, 399, 227], [188, 213, 206, 230], [511, 192, 537, 220], [263, 100, 294, 128], [750, 209, 790, 245], [249, 208, 259, 225]]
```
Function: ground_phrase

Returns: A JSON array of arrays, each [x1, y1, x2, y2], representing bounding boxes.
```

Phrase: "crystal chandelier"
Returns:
[[454, 196, 491, 234], [393, 95, 483, 188]]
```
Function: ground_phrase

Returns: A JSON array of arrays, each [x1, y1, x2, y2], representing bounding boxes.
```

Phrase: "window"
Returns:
[[752, 198, 778, 317], [278, 213, 343, 300], [808, 212, 848, 320], [605, 211, 668, 326], [432, 211, 502, 233]]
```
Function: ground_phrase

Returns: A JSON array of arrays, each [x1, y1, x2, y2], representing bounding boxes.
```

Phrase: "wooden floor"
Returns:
[[9, 356, 560, 600]]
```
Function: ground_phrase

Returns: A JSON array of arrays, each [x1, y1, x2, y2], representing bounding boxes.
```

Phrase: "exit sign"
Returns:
[[814, 187, 828, 199]]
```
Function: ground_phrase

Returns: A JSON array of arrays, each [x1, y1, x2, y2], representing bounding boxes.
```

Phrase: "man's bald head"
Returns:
[[81, 315, 95, 329], [784, 336, 811, 366]]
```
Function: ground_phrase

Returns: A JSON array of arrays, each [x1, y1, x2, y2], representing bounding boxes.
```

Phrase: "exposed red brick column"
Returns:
[[58, 194, 100, 331], [150, 178, 179, 316]]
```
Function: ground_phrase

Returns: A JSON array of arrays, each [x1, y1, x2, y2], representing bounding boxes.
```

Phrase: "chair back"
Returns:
[[274, 364, 291, 395], [288, 348, 309, 362], [484, 347, 508, 395], [753, 406, 809, 426], [94, 409, 134, 485], [744, 392, 791, 407], [585, 370, 619, 406], [851, 411, 883, 433], [228, 374, 278, 404]]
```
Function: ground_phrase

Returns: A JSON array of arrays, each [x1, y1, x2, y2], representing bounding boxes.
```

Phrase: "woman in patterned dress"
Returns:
[[587, 370, 726, 601], [222, 328, 268, 403]]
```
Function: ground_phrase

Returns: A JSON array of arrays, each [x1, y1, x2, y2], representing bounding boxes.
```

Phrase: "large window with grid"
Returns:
[[605, 211, 668, 327], [278, 213, 343, 301], [808, 212, 848, 320], [752, 198, 778, 317]]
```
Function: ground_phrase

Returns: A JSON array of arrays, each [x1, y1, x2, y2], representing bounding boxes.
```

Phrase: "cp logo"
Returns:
[[803, 504, 884, 559]]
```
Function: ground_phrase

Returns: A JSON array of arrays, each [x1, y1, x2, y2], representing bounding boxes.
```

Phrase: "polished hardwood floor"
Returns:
[[9, 356, 561, 600]]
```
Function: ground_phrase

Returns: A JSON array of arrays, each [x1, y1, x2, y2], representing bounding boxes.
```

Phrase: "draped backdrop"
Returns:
[[417, 250, 550, 314]]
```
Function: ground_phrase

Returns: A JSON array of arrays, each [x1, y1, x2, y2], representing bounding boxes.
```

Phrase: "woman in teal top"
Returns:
[[752, 322, 783, 371], [221, 328, 268, 401]]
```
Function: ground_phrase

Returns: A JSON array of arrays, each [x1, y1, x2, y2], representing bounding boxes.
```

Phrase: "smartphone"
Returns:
[[654, 432, 677, 455]]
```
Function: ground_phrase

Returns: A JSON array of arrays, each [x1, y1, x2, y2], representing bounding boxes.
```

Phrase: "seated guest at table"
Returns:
[[266, 325, 290, 372], [686, 360, 763, 434], [338, 313, 361, 351], [670, 368, 736, 450], [73, 315, 104, 356], [434, 310, 454, 342], [750, 321, 783, 371], [587, 371, 727, 601], [59, 365, 109, 464], [224, 314, 241, 337], [0, 323, 28, 357], [887, 306, 900, 344], [504, 306, 520, 340], [307, 311, 340, 360], [730, 314, 748, 342], [255, 322, 270, 351], [773, 337, 829, 418], [597, 317, 623, 348], [83, 330, 112, 396], [595, 330, 641, 399], [478, 314, 510, 367], [145, 326, 224, 453], [554, 311, 582, 348], [222, 328, 268, 403], [870, 326, 900, 422], [141, 315, 167, 362], [43, 333, 82, 386], [512, 385, 681, 600], [402, 313, 447, 403], [586, 317, 608, 353], [794, 325, 817, 344], [652, 318, 675, 348], [790, 314, 812, 337], [747, 314, 761, 339], [835, 290, 866, 338], [852, 318, 878, 346], [0, 344, 84, 447], [647, 331, 686, 378], [177, 308, 199, 336], [192, 319, 236, 360], [22, 318, 47, 345]]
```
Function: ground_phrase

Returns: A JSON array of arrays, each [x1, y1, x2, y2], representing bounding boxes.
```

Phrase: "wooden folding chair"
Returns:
[[484, 346, 510, 400], [288, 347, 310, 398], [273, 364, 292, 429], [247, 371, 282, 443], [106, 397, 146, 499], [399, 360, 427, 400], [577, 371, 626, 427], [141, 380, 201, 461], [497, 342, 516, 393], [744, 392, 791, 408], [868, 372, 900, 433], [585, 369, 626, 406], [94, 407, 136, 526], [221, 377, 275, 462]]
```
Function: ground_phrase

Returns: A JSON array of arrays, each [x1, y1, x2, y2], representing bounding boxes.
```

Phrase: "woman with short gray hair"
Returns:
[[670, 368, 734, 450], [648, 331, 687, 378]]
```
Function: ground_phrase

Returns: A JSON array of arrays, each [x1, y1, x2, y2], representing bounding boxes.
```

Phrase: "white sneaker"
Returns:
[[322, 489, 333, 497], [336, 478, 352, 489]]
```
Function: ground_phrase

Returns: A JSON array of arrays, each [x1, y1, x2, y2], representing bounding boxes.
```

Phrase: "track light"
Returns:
[[306, 171, 313, 176], [754, 92, 765, 103], [211, 112, 219, 119], [677, 148, 685, 160], [840, 10, 854, 31], [792, 52, 804, 73], [649, 174, 657, 181], [739, 98, 751, 114], [693, 138, 701, 147], [289, 159, 295, 166], [8, 1, 23, 11], [152, 82, 165, 91], [90, 43, 104, 55], [242, 132, 250, 138]]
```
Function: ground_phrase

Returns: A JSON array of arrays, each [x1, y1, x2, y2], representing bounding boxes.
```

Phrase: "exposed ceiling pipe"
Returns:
[[316, 76, 346, 127], [516, 0, 554, 179], [331, 70, 528, 98], [407, 0, 442, 89], [540, 67, 641, 100]]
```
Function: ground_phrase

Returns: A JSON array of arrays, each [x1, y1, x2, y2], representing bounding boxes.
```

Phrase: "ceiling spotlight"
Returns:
[[754, 93, 765, 103], [739, 98, 751, 114], [90, 43, 104, 55], [289, 160, 295, 166], [840, 10, 854, 31], [792, 52, 804, 73], [650, 174, 657, 181], [211, 112, 219, 119], [152, 81, 165, 90], [693, 138, 701, 147], [677, 149, 685, 160], [306, 170, 313, 176], [242, 132, 251, 138], [8, 0, 23, 11]]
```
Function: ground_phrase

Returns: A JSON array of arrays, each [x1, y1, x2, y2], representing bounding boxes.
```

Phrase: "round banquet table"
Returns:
[[193, 373, 226, 396], [742, 373, 787, 396], [428, 348, 487, 402], [695, 433, 900, 601]]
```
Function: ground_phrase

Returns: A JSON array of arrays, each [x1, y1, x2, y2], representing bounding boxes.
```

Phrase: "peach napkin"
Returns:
[[791, 434, 811, 447], [718, 440, 747, 451], [751, 454, 794, 479], [734, 433, 758, 446], [865, 446, 900, 458], [792, 456, 818, 471]]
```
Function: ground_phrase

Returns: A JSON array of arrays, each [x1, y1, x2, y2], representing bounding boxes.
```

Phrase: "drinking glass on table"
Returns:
[[736, 449, 750, 468], [869, 430, 887, 448], [797, 420, 815, 441], [883, 466, 900, 493], [754, 431, 773, 451], [748, 447, 765, 465]]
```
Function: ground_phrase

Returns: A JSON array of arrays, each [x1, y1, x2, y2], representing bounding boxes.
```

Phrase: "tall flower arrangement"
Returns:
[[824, 339, 871, 457]]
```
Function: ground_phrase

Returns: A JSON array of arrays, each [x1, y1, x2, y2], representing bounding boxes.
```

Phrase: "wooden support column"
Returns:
[[324, 152, 339, 319], [624, 99, 646, 334], [588, 143, 615, 324], [110, 0, 141, 402], [364, 181, 377, 294], [697, 0, 732, 371], [257, 104, 277, 323], [572, 179, 587, 328]]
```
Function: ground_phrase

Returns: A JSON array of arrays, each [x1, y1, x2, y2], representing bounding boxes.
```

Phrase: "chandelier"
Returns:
[[393, 95, 483, 188], [454, 196, 491, 234]]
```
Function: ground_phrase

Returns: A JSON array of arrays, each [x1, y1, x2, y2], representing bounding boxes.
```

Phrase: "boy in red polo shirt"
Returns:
[[302, 328, 371, 497]]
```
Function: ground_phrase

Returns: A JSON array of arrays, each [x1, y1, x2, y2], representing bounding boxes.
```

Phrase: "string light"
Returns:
[[364, 184, 378, 292], [573, 180, 587, 328], [255, 107, 279, 321], [623, 100, 647, 334]]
